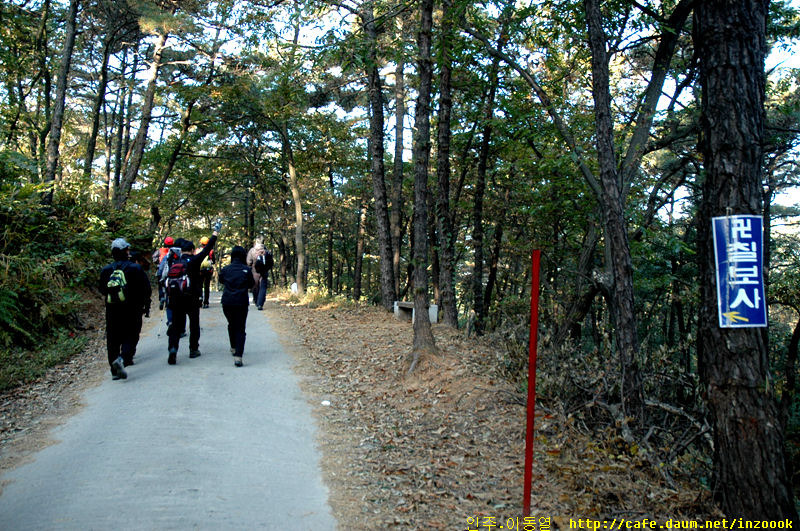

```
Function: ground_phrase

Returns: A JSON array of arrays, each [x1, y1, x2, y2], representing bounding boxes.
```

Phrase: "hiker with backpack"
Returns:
[[218, 245, 255, 367], [98, 238, 152, 380], [165, 223, 221, 365], [153, 236, 174, 310], [157, 239, 184, 326], [198, 236, 215, 309]]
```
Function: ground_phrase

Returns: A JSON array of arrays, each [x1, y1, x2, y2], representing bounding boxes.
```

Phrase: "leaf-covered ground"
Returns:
[[264, 297, 720, 529], [0, 293, 720, 526]]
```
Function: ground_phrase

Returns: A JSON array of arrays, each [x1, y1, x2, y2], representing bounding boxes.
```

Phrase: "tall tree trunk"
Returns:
[[34, 0, 52, 181], [278, 234, 288, 287], [42, 0, 79, 205], [327, 165, 336, 296], [353, 197, 368, 301], [436, 0, 459, 328], [102, 97, 113, 196], [111, 49, 130, 201], [484, 186, 510, 316], [391, 18, 406, 299], [552, 223, 600, 346], [428, 187, 439, 305], [83, 32, 114, 184], [409, 0, 436, 373], [116, 29, 169, 208], [695, 0, 798, 519], [470, 37, 504, 334], [361, 1, 396, 310], [117, 43, 139, 197], [585, 0, 644, 419], [281, 123, 305, 296]]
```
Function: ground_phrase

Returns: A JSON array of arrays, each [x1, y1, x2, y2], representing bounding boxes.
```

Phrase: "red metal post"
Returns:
[[523, 249, 541, 517]]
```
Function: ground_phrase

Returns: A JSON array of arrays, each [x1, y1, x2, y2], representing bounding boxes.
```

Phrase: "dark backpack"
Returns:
[[257, 251, 274, 273], [106, 265, 128, 304], [166, 261, 191, 300]]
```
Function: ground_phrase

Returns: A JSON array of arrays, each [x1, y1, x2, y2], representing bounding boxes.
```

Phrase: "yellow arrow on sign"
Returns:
[[723, 311, 749, 323]]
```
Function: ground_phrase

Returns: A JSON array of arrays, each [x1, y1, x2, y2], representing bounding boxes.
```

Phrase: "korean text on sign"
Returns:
[[712, 215, 767, 328]]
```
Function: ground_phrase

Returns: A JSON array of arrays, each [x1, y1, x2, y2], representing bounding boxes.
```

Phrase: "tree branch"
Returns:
[[461, 24, 602, 199]]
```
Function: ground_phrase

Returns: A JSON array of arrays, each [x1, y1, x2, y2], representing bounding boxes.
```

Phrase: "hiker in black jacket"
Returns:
[[98, 238, 152, 380], [166, 223, 220, 365], [218, 245, 255, 367]]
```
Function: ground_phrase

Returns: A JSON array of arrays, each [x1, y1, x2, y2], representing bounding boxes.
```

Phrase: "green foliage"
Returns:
[[0, 179, 145, 389]]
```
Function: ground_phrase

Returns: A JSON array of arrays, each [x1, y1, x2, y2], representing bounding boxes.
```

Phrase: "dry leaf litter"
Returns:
[[0, 296, 719, 527]]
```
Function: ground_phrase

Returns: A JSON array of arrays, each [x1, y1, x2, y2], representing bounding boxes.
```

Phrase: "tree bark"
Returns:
[[117, 43, 138, 198], [584, 0, 644, 419], [484, 186, 510, 317], [361, 1, 396, 310], [83, 32, 114, 184], [353, 196, 368, 301], [391, 18, 406, 299], [435, 0, 459, 328], [42, 0, 79, 205], [116, 29, 169, 208], [470, 34, 504, 335], [34, 0, 51, 181], [409, 0, 436, 373], [327, 165, 335, 296], [695, 0, 798, 520], [281, 123, 306, 296]]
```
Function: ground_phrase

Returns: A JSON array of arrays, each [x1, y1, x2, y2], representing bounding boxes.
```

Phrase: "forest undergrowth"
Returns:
[[0, 186, 145, 392], [266, 292, 721, 528]]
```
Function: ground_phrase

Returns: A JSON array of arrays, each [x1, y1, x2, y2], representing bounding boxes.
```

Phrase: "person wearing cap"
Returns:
[[167, 223, 221, 365], [98, 238, 152, 380], [153, 236, 174, 310], [197, 236, 215, 309], [218, 245, 255, 367], [157, 238, 185, 327]]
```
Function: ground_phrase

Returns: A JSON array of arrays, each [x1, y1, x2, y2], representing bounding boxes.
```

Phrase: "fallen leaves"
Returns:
[[267, 297, 721, 528]]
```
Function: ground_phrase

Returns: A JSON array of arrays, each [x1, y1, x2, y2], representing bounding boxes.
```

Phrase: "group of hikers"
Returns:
[[98, 221, 275, 381]]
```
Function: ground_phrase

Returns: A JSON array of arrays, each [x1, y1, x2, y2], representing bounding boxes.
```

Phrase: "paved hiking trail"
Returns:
[[0, 293, 336, 530]]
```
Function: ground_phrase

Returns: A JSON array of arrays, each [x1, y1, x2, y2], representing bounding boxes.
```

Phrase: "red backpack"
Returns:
[[166, 261, 191, 300]]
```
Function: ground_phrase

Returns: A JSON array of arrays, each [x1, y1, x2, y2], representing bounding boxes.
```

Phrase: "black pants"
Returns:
[[223, 305, 248, 356], [168, 297, 201, 351], [200, 270, 212, 305], [106, 305, 142, 368]]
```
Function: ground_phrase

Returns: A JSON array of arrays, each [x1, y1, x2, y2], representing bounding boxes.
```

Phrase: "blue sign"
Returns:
[[712, 215, 767, 328]]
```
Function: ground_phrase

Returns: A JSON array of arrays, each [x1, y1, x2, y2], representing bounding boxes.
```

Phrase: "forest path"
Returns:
[[0, 293, 336, 530]]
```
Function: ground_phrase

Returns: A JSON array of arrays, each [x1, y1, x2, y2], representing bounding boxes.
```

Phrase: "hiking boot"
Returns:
[[123, 359, 135, 367], [168, 348, 177, 365], [202, 303, 209, 309], [112, 357, 127, 380], [234, 356, 243, 367], [189, 349, 201, 358]]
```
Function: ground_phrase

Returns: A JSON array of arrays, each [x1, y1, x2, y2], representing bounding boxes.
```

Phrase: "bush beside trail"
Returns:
[[0, 184, 148, 392]]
